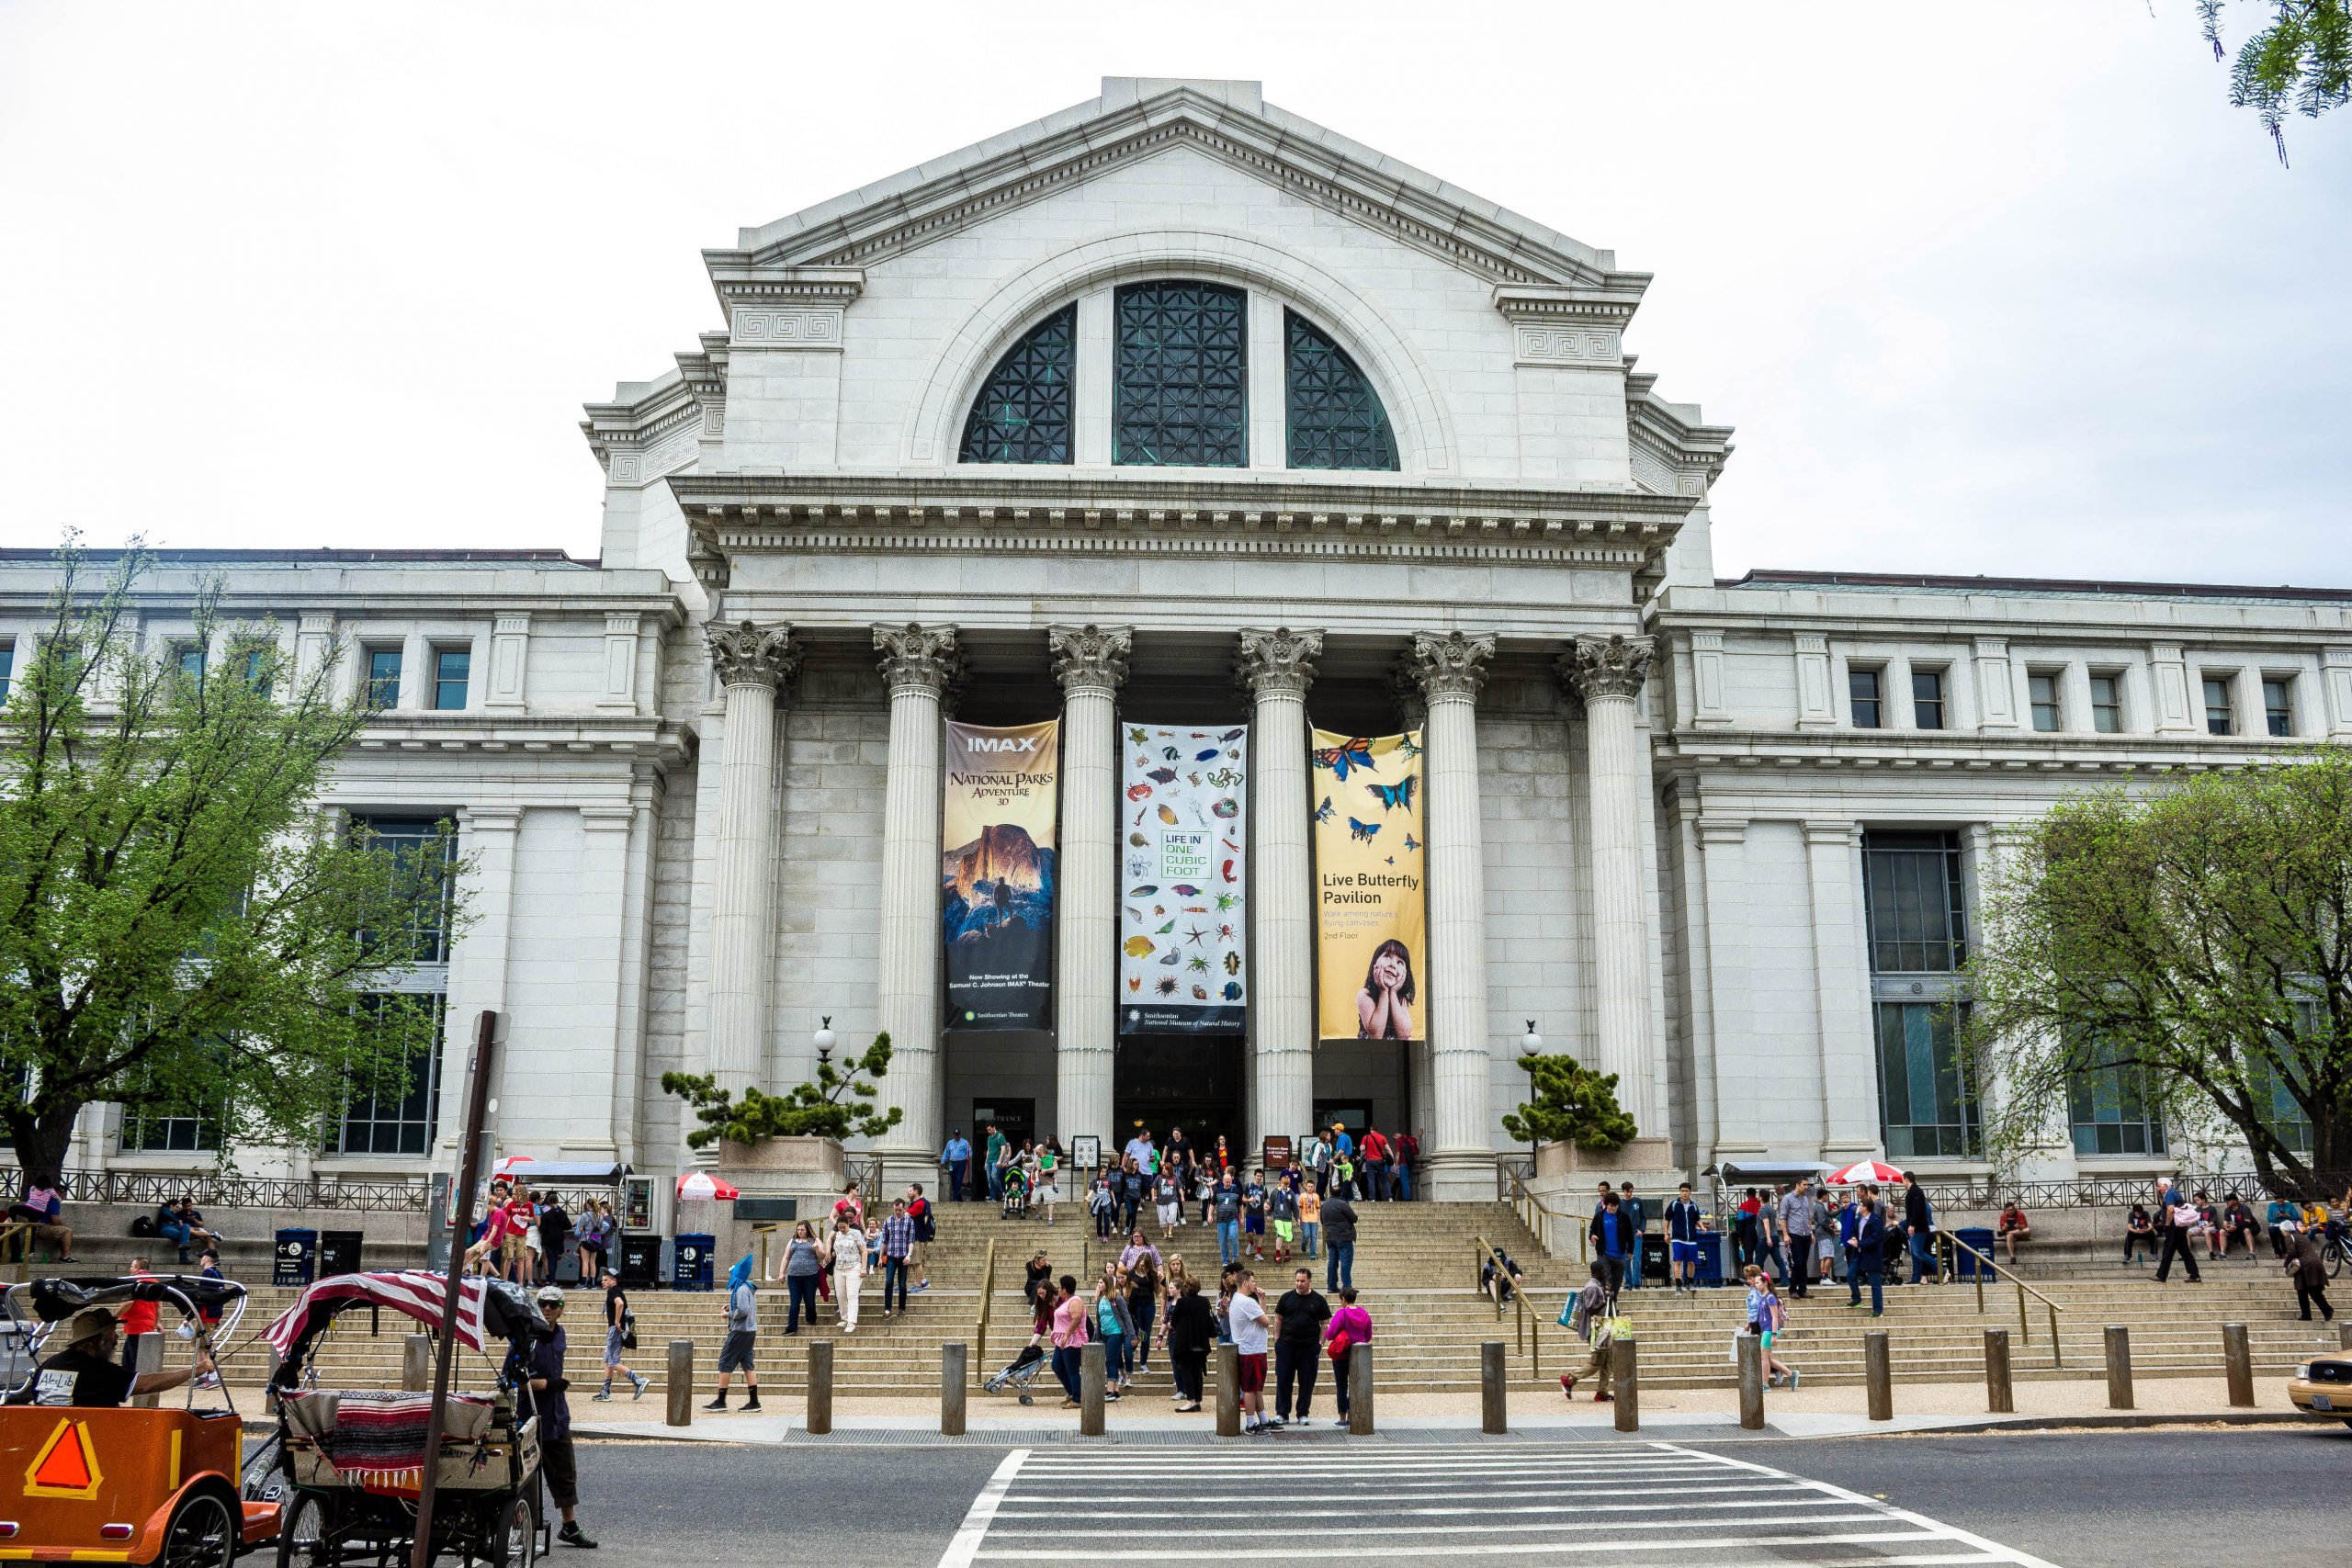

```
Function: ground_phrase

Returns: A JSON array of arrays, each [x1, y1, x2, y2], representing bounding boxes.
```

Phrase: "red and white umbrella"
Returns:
[[491, 1156, 540, 1180], [1825, 1158, 1906, 1187], [676, 1171, 741, 1201]]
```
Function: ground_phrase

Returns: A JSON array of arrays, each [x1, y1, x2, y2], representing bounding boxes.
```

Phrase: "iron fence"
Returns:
[[1913, 1168, 2352, 1212], [6, 1166, 430, 1212]]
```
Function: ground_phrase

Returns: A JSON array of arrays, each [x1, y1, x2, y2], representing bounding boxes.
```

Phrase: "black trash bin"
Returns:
[[672, 1233, 715, 1292], [317, 1230, 364, 1279], [273, 1228, 319, 1288], [618, 1233, 662, 1288]]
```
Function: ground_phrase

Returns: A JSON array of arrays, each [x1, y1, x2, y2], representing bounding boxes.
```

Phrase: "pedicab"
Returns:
[[1, 1271, 277, 1565], [254, 1272, 551, 1568]]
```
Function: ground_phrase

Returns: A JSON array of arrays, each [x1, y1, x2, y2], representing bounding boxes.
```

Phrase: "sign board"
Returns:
[[1261, 1135, 1294, 1171], [1070, 1134, 1102, 1170]]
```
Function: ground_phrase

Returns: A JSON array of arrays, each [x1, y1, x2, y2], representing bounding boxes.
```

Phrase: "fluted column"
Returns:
[[1049, 625, 1131, 1152], [705, 621, 798, 1095], [1408, 630, 1497, 1199], [871, 623, 960, 1177], [1564, 634, 1662, 1136], [1238, 627, 1322, 1156]]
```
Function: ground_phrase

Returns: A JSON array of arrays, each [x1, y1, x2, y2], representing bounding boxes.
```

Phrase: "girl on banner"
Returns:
[[1356, 938, 1417, 1040]]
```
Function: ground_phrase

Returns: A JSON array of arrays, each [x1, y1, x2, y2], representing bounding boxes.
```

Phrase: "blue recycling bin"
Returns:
[[1953, 1226, 1999, 1281], [672, 1232, 715, 1292], [273, 1227, 319, 1288], [1679, 1231, 1727, 1287]]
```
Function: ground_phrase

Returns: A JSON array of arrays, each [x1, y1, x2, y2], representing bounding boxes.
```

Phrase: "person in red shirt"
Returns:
[[464, 1181, 517, 1278], [1360, 1127, 1391, 1202], [118, 1256, 161, 1372]]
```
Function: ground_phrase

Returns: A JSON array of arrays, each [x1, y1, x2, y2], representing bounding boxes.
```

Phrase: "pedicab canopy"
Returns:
[[265, 1270, 548, 1367]]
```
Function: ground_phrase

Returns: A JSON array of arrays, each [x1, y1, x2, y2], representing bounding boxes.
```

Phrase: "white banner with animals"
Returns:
[[1117, 723, 1248, 1034]]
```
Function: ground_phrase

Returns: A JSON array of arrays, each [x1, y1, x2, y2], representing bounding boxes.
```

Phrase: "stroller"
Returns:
[[1000, 1166, 1030, 1220], [982, 1340, 1051, 1404]]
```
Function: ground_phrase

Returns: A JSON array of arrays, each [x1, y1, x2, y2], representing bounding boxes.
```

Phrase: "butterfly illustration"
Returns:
[[1396, 733, 1423, 761], [1366, 777, 1416, 814], [1313, 737, 1376, 780], [1402, 833, 1420, 852], [1312, 795, 1334, 825], [1385, 856, 1395, 865], [1348, 817, 1380, 844]]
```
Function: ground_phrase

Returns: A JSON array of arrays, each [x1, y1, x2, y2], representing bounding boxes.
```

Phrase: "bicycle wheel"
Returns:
[[2328, 1237, 2346, 1279]]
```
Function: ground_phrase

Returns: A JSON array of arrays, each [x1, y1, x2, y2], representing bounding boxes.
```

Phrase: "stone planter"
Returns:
[[1534, 1135, 1678, 1180], [716, 1134, 844, 1179]]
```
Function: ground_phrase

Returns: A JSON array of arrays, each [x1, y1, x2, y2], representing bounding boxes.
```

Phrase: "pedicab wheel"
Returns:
[[274, 1494, 324, 1568], [491, 1495, 538, 1568], [160, 1489, 238, 1568]]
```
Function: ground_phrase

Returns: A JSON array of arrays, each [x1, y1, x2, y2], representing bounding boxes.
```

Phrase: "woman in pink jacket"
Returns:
[[1323, 1286, 1372, 1427]]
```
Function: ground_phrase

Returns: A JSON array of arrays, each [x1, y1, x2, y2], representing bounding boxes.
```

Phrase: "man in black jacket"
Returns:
[[1846, 1192, 1886, 1315], [1163, 1277, 1214, 1412], [1321, 1192, 1358, 1293], [1902, 1173, 1936, 1284]]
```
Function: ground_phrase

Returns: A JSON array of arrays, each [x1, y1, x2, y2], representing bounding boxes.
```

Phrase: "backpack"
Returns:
[[621, 1304, 639, 1351]]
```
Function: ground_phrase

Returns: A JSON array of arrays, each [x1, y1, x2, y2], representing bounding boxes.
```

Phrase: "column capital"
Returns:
[[457, 805, 525, 836], [705, 619, 798, 691], [873, 622, 961, 696], [1048, 624, 1132, 697], [1562, 632, 1657, 703], [1801, 818, 1860, 848], [1390, 665, 1429, 729], [1235, 626, 1322, 697], [1408, 630, 1496, 702]]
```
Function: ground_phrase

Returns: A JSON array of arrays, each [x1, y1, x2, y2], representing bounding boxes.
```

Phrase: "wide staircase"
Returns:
[[186, 1199, 2335, 1404]]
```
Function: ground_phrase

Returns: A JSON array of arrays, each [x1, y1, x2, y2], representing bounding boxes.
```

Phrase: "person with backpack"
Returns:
[[905, 1182, 933, 1293], [1664, 1180, 1706, 1293], [1321, 1187, 1358, 1293], [593, 1265, 649, 1400], [1558, 1260, 1614, 1402], [1745, 1265, 1797, 1387], [2155, 1189, 2205, 1283]]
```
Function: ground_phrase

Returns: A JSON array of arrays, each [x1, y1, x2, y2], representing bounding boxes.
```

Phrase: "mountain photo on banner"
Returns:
[[1311, 729, 1426, 1042], [941, 719, 1058, 1032], [1118, 723, 1248, 1035]]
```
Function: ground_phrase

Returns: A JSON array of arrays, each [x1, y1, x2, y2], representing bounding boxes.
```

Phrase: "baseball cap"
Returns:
[[536, 1286, 565, 1307]]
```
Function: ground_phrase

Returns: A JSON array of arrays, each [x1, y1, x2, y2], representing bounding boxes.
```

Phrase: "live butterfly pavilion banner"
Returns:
[[1118, 724, 1249, 1034], [1310, 729, 1426, 1041]]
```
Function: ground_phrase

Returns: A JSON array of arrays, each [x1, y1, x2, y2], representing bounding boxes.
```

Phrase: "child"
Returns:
[[1743, 1264, 1798, 1388], [1298, 1183, 1323, 1260], [1090, 1176, 1117, 1239], [1241, 1171, 1268, 1262], [1268, 1178, 1296, 1265], [1155, 1168, 1183, 1240]]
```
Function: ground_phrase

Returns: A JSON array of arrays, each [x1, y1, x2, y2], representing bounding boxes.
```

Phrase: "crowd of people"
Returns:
[[936, 1122, 1425, 1222], [460, 1181, 625, 1289]]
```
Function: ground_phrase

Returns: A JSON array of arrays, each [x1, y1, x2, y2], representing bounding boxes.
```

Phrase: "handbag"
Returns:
[[1327, 1327, 1353, 1360], [621, 1306, 639, 1351]]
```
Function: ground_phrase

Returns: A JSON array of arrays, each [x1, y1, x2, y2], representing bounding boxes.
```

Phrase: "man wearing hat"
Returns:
[[506, 1285, 596, 1549], [15, 1306, 212, 1407]]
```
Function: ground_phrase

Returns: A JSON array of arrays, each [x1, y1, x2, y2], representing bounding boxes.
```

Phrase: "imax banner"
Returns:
[[1311, 729, 1426, 1042], [1118, 723, 1248, 1035], [942, 718, 1059, 1032]]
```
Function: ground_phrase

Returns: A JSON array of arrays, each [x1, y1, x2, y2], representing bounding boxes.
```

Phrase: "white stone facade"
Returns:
[[7, 80, 2348, 1218]]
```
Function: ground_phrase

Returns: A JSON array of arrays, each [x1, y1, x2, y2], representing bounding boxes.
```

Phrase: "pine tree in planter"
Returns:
[[661, 1031, 904, 1149], [1502, 1052, 1638, 1157]]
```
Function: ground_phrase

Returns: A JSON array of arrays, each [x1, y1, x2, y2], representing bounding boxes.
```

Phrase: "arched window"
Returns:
[[960, 304, 1076, 464], [1114, 281, 1247, 467], [1285, 310, 1397, 471]]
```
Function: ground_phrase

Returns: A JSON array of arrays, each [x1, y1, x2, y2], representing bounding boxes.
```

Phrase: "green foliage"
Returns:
[[661, 1032, 904, 1146], [0, 537, 469, 1184], [1961, 749, 2352, 1193], [2199, 0, 2352, 163], [1500, 1052, 1638, 1153]]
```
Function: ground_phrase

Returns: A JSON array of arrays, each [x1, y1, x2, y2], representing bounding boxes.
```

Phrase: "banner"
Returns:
[[1117, 723, 1249, 1035], [942, 719, 1059, 1032], [1311, 729, 1426, 1041]]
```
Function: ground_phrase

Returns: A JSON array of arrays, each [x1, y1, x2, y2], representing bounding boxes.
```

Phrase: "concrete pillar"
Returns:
[[1984, 1327, 2013, 1413], [1238, 628, 1322, 1154], [1080, 1342, 1106, 1435], [942, 1342, 967, 1436], [2222, 1323, 2254, 1408], [130, 1332, 163, 1408], [401, 1334, 430, 1393], [665, 1339, 694, 1427], [1736, 1334, 1765, 1429], [1612, 1337, 1640, 1432], [2104, 1325, 2132, 1410], [807, 1339, 834, 1434], [1563, 634, 1661, 1136], [1480, 1340, 1507, 1433], [704, 621, 798, 1092], [871, 624, 960, 1178], [1348, 1344, 1375, 1434], [1409, 630, 1497, 1198], [1864, 1331, 1893, 1421], [1215, 1342, 1241, 1436], [1803, 820, 1879, 1163], [1050, 626, 1130, 1155]]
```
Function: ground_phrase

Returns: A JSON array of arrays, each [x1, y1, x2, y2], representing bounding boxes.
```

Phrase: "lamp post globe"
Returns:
[[1520, 1021, 1542, 1165], [814, 1014, 837, 1071]]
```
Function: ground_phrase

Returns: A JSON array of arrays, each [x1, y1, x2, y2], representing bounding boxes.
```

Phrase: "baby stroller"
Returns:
[[982, 1341, 1051, 1404], [1001, 1167, 1030, 1220]]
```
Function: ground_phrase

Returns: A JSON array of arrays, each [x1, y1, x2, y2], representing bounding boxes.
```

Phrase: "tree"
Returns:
[[0, 540, 466, 1187], [2198, 1, 2352, 163], [661, 1032, 904, 1147], [1960, 750, 2352, 1195], [1500, 1052, 1638, 1153]]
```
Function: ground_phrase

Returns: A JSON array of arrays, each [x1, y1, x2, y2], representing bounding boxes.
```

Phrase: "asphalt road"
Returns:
[[562, 1426, 2352, 1567]]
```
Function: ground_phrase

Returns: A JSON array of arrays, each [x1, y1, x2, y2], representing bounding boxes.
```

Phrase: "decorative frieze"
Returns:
[[705, 620, 798, 691], [1510, 322, 1623, 367], [1563, 632, 1656, 703], [729, 306, 846, 349], [1047, 624, 1132, 696], [1234, 626, 1322, 698]]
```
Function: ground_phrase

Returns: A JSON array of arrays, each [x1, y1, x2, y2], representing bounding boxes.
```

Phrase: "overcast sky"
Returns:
[[2, 2, 2345, 586]]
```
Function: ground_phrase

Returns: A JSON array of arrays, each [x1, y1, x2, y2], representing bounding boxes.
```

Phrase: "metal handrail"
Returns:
[[3, 1165, 432, 1212], [1938, 1231, 2065, 1368], [0, 1222, 30, 1284], [973, 1236, 999, 1382], [1472, 1233, 1538, 1378]]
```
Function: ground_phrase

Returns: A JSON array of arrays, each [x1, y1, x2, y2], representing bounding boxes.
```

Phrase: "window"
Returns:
[[328, 995, 447, 1156], [959, 304, 1075, 465], [350, 815, 458, 963], [2028, 671, 2062, 733], [1911, 669, 1946, 729], [2202, 675, 2233, 735], [432, 648, 470, 711], [0, 640, 14, 704], [365, 648, 403, 710], [1862, 829, 1968, 973], [2069, 1055, 2166, 1156], [1284, 310, 1397, 470], [1849, 667, 1883, 728], [1874, 1001, 1980, 1158], [2263, 677, 2294, 738], [2088, 672, 2122, 733], [242, 646, 272, 699], [1113, 281, 1247, 467], [121, 1040, 233, 1153], [175, 644, 205, 681]]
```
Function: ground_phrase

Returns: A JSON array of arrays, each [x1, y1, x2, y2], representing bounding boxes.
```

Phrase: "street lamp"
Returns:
[[814, 1015, 837, 1073], [1520, 1021, 1542, 1167]]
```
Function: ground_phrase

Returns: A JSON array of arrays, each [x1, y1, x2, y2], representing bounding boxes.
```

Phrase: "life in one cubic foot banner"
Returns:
[[1311, 729, 1425, 1041], [1118, 723, 1248, 1034], [942, 718, 1059, 1031]]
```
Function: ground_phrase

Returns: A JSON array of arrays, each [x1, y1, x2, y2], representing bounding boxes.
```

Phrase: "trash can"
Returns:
[[672, 1232, 716, 1292], [273, 1228, 320, 1288], [618, 1233, 662, 1288], [1691, 1232, 1727, 1287], [317, 1230, 364, 1279], [1953, 1226, 1999, 1281]]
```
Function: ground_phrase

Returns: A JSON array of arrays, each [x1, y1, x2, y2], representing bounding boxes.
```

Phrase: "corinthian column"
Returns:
[[705, 620, 798, 1092], [1408, 630, 1497, 1199], [872, 623, 961, 1179], [1564, 633, 1662, 1136], [1237, 627, 1322, 1156], [1049, 624, 1131, 1152]]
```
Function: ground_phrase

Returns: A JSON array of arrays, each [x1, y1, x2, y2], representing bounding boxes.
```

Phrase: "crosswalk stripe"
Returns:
[[938, 1448, 1028, 1568]]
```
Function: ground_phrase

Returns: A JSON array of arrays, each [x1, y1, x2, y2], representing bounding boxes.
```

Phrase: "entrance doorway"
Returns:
[[1114, 1036, 1244, 1161], [971, 1097, 1035, 1154]]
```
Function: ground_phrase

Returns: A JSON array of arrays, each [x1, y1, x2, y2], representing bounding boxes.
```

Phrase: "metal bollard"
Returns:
[[1864, 1331, 1893, 1422], [2222, 1323, 2254, 1408], [1080, 1342, 1106, 1436], [2103, 1325, 2133, 1411], [130, 1333, 164, 1409], [1348, 1345, 1375, 1435], [665, 1340, 694, 1427], [2340, 1321, 2352, 1353], [942, 1342, 967, 1436], [401, 1333, 431, 1393], [1612, 1337, 1640, 1433], [807, 1339, 834, 1435], [1984, 1328, 2013, 1414], [1480, 1341, 1507, 1434], [1215, 1343, 1240, 1436], [1736, 1334, 1765, 1430]]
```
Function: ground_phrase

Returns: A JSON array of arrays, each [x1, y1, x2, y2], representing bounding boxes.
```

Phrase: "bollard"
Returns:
[[1348, 1344, 1375, 1436], [2340, 1321, 2352, 1352], [1864, 1331, 1893, 1422], [807, 1339, 834, 1435], [1215, 1343, 1240, 1436], [942, 1342, 967, 1436], [1984, 1328, 2013, 1414], [2103, 1325, 2133, 1411], [2222, 1323, 2254, 1409], [130, 1332, 164, 1409], [1080, 1342, 1106, 1436], [1736, 1334, 1765, 1430], [1480, 1341, 1507, 1434], [1611, 1337, 1640, 1434], [665, 1340, 694, 1427], [401, 1333, 431, 1393]]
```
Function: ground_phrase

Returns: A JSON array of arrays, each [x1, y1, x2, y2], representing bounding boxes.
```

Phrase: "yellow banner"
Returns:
[[1310, 729, 1425, 1041]]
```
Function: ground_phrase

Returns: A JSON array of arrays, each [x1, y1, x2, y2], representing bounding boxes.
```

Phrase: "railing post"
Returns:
[[1864, 1331, 1893, 1422], [1984, 1327, 2013, 1413], [2049, 1302, 2064, 1370], [2222, 1323, 2254, 1408], [1080, 1342, 1106, 1435], [807, 1339, 834, 1435], [1612, 1336, 1639, 1433], [665, 1339, 694, 1427], [1348, 1344, 1375, 1435], [129, 1332, 163, 1409], [2339, 1322, 2352, 1353], [1480, 1341, 1507, 1434], [2103, 1325, 2132, 1411], [1736, 1334, 1765, 1429], [1215, 1343, 1240, 1436], [942, 1342, 967, 1436]]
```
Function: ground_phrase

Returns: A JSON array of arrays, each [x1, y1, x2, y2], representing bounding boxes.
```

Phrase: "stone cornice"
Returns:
[[1563, 633, 1657, 703], [1408, 629, 1496, 701], [1047, 624, 1132, 695], [1235, 626, 1322, 698]]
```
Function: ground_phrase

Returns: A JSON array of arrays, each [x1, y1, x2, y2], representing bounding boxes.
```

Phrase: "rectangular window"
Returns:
[[432, 648, 470, 711], [175, 644, 205, 681], [2088, 673, 2122, 733], [365, 648, 403, 710], [1874, 1001, 1980, 1159], [1849, 668, 1883, 729], [349, 814, 458, 963], [2068, 1055, 2167, 1156], [243, 647, 272, 699], [0, 640, 14, 704], [1862, 829, 1968, 973], [1112, 281, 1249, 468], [328, 995, 447, 1156], [2263, 677, 2293, 738], [121, 1040, 233, 1153], [2028, 671, 2062, 733], [1911, 669, 1946, 730], [2202, 676, 2234, 736]]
